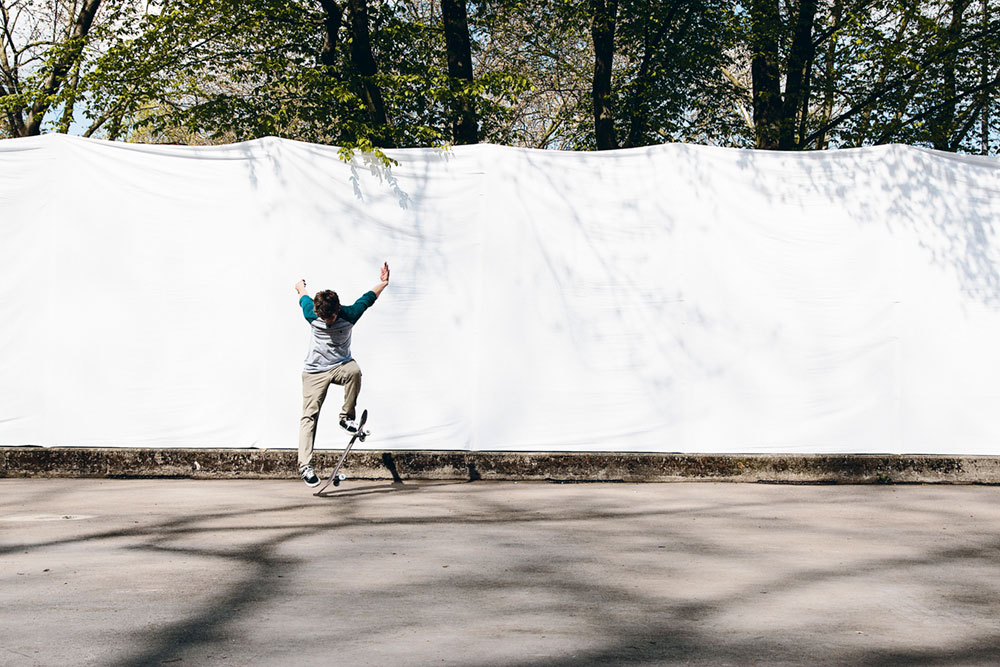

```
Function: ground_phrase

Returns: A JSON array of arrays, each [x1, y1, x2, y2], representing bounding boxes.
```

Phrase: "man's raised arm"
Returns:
[[371, 262, 390, 298]]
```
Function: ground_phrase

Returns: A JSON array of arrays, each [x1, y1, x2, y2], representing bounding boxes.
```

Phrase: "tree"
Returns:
[[1, 0, 112, 137], [590, 0, 619, 149], [470, 0, 590, 148], [82, 0, 425, 149], [748, 0, 818, 149], [478, 0, 742, 150], [5, 0, 998, 157], [346, 0, 390, 143], [612, 0, 743, 148], [741, 0, 1000, 152], [441, 0, 478, 143], [75, 0, 529, 153]]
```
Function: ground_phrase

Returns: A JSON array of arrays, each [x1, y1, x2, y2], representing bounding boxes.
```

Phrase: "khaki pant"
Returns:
[[298, 360, 362, 469]]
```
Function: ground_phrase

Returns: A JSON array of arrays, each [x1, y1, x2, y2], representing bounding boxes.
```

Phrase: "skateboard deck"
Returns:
[[315, 409, 369, 494]]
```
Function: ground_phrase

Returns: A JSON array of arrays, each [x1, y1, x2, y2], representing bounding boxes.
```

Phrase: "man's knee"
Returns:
[[343, 363, 362, 383]]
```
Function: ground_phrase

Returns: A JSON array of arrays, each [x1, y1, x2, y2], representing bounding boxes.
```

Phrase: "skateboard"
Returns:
[[315, 409, 369, 494]]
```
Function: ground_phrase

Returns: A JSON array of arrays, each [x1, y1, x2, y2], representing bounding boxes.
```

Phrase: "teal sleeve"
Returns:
[[338, 291, 377, 324], [299, 295, 317, 322]]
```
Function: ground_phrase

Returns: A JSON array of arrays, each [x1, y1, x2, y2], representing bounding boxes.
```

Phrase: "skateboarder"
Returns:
[[295, 262, 390, 487]]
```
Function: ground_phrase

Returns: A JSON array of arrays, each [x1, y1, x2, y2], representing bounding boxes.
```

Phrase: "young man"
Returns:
[[295, 262, 390, 487]]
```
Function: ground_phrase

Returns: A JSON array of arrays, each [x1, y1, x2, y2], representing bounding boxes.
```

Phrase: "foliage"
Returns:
[[1, 0, 143, 138], [2, 0, 998, 155], [734, 0, 1000, 152], [81, 0, 525, 152]]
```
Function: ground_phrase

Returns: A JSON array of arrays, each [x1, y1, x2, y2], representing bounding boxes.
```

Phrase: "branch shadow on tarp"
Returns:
[[731, 145, 1000, 308]]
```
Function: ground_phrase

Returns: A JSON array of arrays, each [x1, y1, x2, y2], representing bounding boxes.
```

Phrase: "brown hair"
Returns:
[[313, 290, 340, 320]]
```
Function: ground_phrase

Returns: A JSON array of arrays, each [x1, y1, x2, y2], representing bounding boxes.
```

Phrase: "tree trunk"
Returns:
[[57, 60, 83, 134], [932, 0, 971, 150], [591, 0, 619, 150], [1, 83, 26, 137], [318, 0, 345, 69], [624, 4, 683, 148], [347, 0, 390, 142], [24, 0, 103, 136], [796, 48, 814, 148], [0, 8, 27, 137], [815, 0, 842, 149], [750, 0, 782, 149], [983, 0, 991, 154], [441, 0, 478, 144], [780, 0, 817, 149]]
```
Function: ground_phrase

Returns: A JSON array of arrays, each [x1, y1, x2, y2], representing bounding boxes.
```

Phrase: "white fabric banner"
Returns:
[[2, 135, 999, 453]]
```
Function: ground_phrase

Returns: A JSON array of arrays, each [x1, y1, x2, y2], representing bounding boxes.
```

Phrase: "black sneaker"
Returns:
[[339, 417, 359, 434], [300, 466, 320, 487]]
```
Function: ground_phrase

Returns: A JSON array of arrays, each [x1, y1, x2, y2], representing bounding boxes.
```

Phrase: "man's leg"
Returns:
[[331, 359, 362, 422], [299, 369, 335, 470]]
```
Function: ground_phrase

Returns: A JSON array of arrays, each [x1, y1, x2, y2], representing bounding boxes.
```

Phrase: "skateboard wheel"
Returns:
[[337, 473, 347, 481], [332, 478, 340, 487]]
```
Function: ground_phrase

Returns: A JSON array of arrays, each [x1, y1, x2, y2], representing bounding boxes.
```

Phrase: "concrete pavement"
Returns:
[[2, 479, 1000, 666]]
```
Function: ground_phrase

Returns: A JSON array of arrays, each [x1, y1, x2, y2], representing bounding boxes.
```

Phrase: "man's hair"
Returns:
[[314, 290, 340, 320]]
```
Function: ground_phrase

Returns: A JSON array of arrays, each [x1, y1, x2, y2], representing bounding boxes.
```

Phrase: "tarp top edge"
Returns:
[[3, 133, 995, 166]]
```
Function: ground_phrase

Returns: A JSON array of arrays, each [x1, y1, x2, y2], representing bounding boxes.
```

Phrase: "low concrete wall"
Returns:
[[3, 447, 1000, 483]]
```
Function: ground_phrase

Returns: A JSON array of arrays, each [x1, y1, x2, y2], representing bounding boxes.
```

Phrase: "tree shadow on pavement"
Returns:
[[313, 479, 469, 499], [4, 483, 1000, 666]]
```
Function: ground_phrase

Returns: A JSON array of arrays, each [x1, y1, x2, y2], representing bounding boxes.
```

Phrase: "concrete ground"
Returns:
[[2, 480, 999, 666]]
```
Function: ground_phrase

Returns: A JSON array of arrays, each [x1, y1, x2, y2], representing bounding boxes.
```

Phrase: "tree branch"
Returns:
[[804, 18, 1000, 146], [872, 67, 1000, 144], [24, 0, 102, 135]]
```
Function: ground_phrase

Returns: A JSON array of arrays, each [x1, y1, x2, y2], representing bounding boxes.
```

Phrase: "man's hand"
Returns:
[[295, 279, 308, 297], [373, 262, 390, 297]]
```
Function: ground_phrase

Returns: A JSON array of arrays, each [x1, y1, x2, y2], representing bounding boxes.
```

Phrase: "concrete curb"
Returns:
[[3, 447, 1000, 483]]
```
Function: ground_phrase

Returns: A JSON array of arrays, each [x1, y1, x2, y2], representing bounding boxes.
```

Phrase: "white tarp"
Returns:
[[2, 134, 999, 453]]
